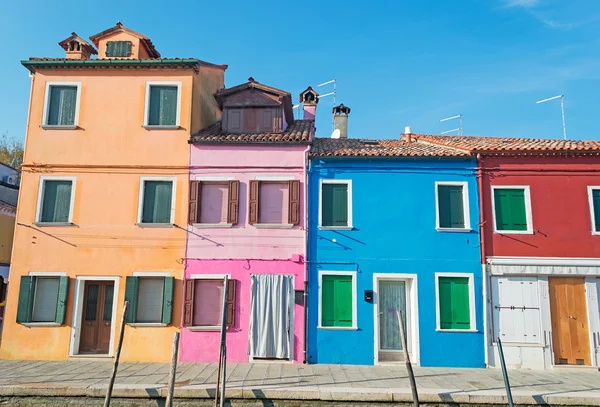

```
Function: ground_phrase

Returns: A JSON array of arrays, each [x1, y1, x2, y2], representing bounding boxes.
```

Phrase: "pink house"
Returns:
[[180, 79, 318, 363]]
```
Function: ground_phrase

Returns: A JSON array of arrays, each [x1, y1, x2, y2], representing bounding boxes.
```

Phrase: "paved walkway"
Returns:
[[0, 360, 598, 405]]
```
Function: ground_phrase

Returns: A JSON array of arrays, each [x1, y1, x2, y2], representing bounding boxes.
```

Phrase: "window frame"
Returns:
[[128, 272, 172, 327], [254, 176, 295, 228], [587, 186, 600, 236], [143, 81, 182, 129], [41, 82, 82, 129], [35, 176, 77, 225], [22, 271, 67, 327], [187, 274, 231, 331], [317, 270, 357, 330], [434, 272, 477, 333], [319, 179, 353, 230], [193, 176, 236, 228], [491, 185, 533, 235], [434, 181, 471, 232], [137, 177, 177, 226]]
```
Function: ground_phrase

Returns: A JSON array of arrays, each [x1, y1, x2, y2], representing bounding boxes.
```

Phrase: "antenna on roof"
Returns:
[[318, 79, 337, 130], [293, 104, 301, 120], [440, 114, 463, 136], [536, 95, 567, 140]]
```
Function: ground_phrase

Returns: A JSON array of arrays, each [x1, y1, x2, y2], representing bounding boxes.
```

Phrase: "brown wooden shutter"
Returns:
[[183, 279, 195, 326], [226, 279, 236, 329], [249, 180, 259, 225], [188, 181, 199, 224], [288, 180, 300, 225], [227, 180, 240, 225]]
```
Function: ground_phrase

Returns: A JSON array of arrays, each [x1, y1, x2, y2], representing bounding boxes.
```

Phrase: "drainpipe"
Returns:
[[477, 153, 489, 367], [302, 143, 310, 364]]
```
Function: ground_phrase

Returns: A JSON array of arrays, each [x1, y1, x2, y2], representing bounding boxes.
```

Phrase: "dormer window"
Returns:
[[106, 41, 132, 57]]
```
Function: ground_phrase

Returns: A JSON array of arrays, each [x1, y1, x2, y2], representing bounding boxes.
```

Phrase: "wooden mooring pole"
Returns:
[[165, 332, 180, 407], [214, 276, 229, 407], [396, 310, 419, 407], [497, 337, 514, 407], [103, 300, 128, 407]]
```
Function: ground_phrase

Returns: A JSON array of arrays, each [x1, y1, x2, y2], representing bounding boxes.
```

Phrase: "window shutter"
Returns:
[[55, 276, 69, 324], [438, 277, 470, 330], [438, 278, 453, 329], [438, 185, 465, 228], [189, 181, 199, 224], [332, 184, 348, 226], [508, 189, 527, 229], [124, 276, 139, 323], [228, 180, 239, 225], [593, 190, 600, 231], [334, 277, 353, 327], [494, 188, 527, 231], [321, 276, 335, 326], [226, 279, 236, 328], [288, 180, 300, 225], [183, 279, 195, 326], [249, 180, 259, 225], [16, 276, 33, 323], [162, 276, 174, 325]]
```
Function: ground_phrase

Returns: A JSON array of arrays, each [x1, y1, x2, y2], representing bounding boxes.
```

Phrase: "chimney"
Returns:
[[59, 33, 97, 60], [333, 104, 351, 138], [299, 86, 319, 120], [404, 126, 412, 142]]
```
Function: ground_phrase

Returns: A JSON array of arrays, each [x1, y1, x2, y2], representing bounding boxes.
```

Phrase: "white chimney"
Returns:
[[404, 126, 412, 134]]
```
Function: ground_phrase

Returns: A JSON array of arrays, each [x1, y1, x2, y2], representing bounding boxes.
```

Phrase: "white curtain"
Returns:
[[379, 280, 406, 351], [249, 274, 293, 359]]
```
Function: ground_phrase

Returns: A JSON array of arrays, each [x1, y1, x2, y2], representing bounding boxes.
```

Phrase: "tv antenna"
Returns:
[[440, 114, 463, 135], [292, 104, 301, 119], [536, 95, 567, 140], [318, 78, 337, 130]]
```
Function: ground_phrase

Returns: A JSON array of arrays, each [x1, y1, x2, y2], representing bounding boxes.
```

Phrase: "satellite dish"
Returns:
[[331, 129, 341, 139]]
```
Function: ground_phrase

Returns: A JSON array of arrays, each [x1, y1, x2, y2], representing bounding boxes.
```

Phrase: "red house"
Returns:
[[411, 135, 600, 370]]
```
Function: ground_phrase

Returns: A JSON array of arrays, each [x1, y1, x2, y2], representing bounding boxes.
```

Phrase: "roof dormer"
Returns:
[[58, 32, 97, 60], [89, 21, 160, 60]]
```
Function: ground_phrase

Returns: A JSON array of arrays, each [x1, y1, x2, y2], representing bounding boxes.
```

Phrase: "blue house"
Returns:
[[307, 134, 484, 368]]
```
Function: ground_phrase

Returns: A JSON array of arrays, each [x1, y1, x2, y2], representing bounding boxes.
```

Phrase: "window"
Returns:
[[435, 182, 470, 230], [43, 82, 81, 127], [189, 180, 239, 226], [320, 180, 352, 228], [137, 178, 176, 225], [183, 278, 236, 329], [588, 187, 600, 234], [144, 82, 181, 127], [124, 276, 174, 324], [248, 180, 300, 226], [318, 272, 356, 329], [16, 275, 69, 324], [106, 41, 132, 57], [492, 186, 532, 233], [35, 177, 75, 224], [435, 274, 475, 331]]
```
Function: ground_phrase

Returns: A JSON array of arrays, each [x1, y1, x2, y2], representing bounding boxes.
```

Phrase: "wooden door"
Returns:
[[549, 277, 590, 365], [79, 281, 114, 354]]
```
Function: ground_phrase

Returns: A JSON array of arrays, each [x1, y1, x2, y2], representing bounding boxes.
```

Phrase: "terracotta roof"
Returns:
[[190, 120, 314, 144], [0, 201, 16, 215], [89, 21, 160, 59], [411, 134, 600, 154], [310, 138, 469, 157], [216, 77, 291, 100]]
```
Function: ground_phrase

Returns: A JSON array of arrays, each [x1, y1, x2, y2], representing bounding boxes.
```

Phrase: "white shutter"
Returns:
[[32, 277, 59, 322], [136, 278, 164, 323]]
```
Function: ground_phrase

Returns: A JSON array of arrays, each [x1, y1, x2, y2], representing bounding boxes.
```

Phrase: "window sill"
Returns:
[[136, 223, 175, 228], [436, 328, 478, 333], [318, 226, 353, 230], [317, 326, 358, 330], [187, 326, 223, 332], [193, 223, 233, 229], [254, 223, 294, 229], [128, 323, 167, 327], [494, 230, 534, 235], [33, 222, 75, 227], [41, 125, 78, 130], [436, 227, 472, 233], [22, 322, 61, 327], [143, 125, 181, 130]]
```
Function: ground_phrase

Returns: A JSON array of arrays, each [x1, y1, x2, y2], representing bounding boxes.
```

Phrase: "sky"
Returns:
[[1, 0, 600, 141]]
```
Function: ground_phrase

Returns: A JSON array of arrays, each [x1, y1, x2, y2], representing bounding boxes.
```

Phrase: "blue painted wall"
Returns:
[[307, 157, 484, 368]]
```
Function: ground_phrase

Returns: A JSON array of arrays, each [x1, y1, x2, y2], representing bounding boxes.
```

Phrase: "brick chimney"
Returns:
[[58, 33, 97, 60], [299, 86, 319, 120], [333, 104, 351, 138]]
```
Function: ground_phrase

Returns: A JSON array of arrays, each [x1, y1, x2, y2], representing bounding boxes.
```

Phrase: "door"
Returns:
[[549, 277, 591, 365], [249, 274, 294, 360], [378, 280, 409, 363], [79, 281, 114, 354]]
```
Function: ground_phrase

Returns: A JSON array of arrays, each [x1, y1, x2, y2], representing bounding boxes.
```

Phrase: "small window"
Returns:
[[183, 278, 236, 329], [145, 83, 180, 127], [248, 180, 300, 226], [189, 180, 239, 226], [319, 273, 356, 328], [493, 187, 531, 233], [16, 275, 69, 324], [320, 180, 352, 228], [588, 187, 600, 234], [138, 178, 175, 224], [125, 276, 174, 324], [436, 275, 474, 331], [43, 83, 80, 127], [36, 178, 75, 224], [436, 182, 470, 230], [106, 41, 132, 57]]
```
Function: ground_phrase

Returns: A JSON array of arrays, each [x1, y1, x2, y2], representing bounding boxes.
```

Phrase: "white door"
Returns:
[[378, 280, 409, 362]]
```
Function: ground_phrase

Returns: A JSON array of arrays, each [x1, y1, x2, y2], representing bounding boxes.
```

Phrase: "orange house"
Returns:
[[0, 22, 226, 361]]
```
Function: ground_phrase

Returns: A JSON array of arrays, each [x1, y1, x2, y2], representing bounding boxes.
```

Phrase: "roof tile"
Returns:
[[310, 138, 469, 157], [190, 120, 314, 144]]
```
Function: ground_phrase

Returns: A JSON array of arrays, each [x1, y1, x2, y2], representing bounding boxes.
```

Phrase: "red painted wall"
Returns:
[[481, 155, 600, 258]]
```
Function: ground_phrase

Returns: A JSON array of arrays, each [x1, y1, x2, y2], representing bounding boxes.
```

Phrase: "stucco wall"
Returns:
[[308, 157, 484, 368]]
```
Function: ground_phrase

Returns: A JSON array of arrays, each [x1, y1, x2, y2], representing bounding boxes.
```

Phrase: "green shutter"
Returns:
[[321, 275, 353, 327], [494, 188, 527, 231], [322, 183, 348, 227], [438, 277, 470, 330], [148, 86, 177, 126], [54, 276, 69, 324], [47, 86, 77, 126], [438, 185, 465, 228], [592, 190, 600, 232], [124, 277, 139, 323], [16, 276, 33, 323], [142, 181, 173, 223], [321, 276, 335, 326], [106, 41, 132, 57], [161, 276, 174, 325], [41, 180, 72, 223]]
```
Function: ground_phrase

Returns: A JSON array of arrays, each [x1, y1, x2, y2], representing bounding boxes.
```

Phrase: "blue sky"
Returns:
[[1, 0, 600, 141]]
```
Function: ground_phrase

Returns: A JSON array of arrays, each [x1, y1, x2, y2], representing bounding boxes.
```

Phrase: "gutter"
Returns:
[[21, 58, 201, 73]]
